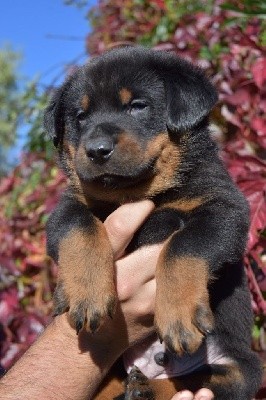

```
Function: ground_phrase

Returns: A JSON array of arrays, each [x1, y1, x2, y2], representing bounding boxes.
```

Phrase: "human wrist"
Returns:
[[53, 313, 124, 370]]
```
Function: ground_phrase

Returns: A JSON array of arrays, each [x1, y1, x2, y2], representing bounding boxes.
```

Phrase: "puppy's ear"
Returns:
[[43, 86, 66, 147], [152, 52, 218, 132]]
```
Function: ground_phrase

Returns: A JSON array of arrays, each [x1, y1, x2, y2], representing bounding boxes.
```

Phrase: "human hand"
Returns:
[[105, 200, 162, 347], [170, 388, 214, 399], [104, 201, 214, 399]]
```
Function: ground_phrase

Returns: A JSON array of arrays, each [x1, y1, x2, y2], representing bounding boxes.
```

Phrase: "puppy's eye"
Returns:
[[76, 110, 87, 122], [128, 100, 148, 115]]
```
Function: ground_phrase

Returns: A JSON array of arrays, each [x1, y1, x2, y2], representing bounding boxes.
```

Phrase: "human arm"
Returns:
[[0, 200, 159, 400], [0, 200, 214, 400]]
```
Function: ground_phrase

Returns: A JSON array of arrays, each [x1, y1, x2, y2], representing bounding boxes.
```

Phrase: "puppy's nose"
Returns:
[[85, 137, 114, 162]]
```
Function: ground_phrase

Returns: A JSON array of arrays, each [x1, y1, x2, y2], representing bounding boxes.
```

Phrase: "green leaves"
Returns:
[[0, 46, 54, 176], [0, 46, 22, 149], [221, 0, 266, 17]]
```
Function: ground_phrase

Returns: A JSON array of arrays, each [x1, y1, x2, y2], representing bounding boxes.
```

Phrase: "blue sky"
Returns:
[[0, 0, 96, 160], [0, 0, 96, 85]]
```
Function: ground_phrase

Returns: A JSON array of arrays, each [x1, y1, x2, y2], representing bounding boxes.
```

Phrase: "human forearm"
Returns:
[[0, 314, 118, 400]]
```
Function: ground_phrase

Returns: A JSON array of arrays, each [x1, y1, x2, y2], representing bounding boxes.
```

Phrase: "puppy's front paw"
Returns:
[[155, 296, 213, 355], [69, 289, 117, 334], [53, 278, 117, 334], [155, 255, 214, 355], [53, 222, 116, 334]]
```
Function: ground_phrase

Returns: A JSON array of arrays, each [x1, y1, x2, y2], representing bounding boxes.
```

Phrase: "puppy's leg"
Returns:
[[94, 364, 125, 400], [124, 358, 261, 400], [155, 248, 213, 356], [179, 358, 261, 400], [155, 196, 249, 355], [47, 195, 116, 333]]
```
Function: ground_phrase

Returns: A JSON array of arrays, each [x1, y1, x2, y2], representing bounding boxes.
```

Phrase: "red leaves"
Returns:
[[0, 288, 19, 326], [252, 58, 266, 89], [0, 0, 265, 382], [223, 147, 266, 318], [0, 176, 15, 195], [0, 288, 47, 370], [225, 154, 266, 252], [0, 153, 65, 372]]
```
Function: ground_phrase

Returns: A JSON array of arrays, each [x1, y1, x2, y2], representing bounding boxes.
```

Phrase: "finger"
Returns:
[[115, 244, 162, 299], [104, 200, 154, 259], [171, 391, 194, 400], [194, 388, 214, 400]]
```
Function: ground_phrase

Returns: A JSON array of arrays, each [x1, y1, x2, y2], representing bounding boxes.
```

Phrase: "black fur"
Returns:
[[44, 47, 261, 399]]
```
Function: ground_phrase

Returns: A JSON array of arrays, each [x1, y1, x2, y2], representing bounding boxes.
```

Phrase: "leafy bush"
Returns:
[[0, 154, 65, 371], [0, 3, 265, 395]]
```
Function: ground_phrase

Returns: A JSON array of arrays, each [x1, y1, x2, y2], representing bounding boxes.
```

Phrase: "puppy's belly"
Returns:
[[123, 336, 233, 379]]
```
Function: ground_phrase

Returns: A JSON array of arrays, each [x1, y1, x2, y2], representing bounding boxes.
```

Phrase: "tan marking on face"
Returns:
[[80, 132, 183, 203], [81, 94, 90, 111], [118, 132, 142, 158], [145, 132, 182, 192], [119, 88, 132, 105]]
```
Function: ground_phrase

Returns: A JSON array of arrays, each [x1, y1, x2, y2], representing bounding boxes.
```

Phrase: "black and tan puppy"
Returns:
[[44, 47, 261, 399]]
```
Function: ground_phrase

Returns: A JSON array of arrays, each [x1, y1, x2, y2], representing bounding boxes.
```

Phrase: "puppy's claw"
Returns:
[[75, 320, 84, 335], [158, 334, 163, 344], [194, 305, 214, 336], [89, 312, 101, 333], [107, 296, 117, 319]]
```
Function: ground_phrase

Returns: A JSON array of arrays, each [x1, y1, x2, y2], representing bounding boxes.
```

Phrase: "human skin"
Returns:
[[0, 201, 213, 400]]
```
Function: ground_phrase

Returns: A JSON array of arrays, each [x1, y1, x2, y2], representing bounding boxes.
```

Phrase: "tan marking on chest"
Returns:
[[162, 197, 205, 213]]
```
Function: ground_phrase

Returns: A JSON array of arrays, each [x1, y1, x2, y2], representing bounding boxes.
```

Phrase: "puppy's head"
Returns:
[[44, 47, 217, 202]]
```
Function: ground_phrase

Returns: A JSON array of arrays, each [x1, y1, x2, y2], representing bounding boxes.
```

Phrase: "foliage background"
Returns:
[[0, 0, 265, 395]]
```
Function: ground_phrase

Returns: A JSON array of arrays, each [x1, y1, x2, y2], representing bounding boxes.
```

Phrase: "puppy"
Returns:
[[44, 47, 261, 399]]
